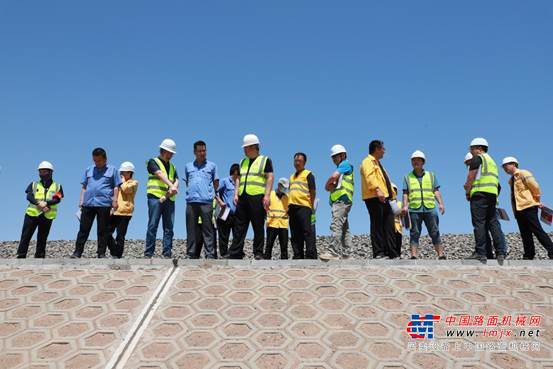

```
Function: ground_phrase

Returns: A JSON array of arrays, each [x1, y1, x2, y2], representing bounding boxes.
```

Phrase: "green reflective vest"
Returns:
[[470, 153, 499, 197], [239, 155, 268, 196], [146, 158, 176, 201], [26, 181, 61, 220], [330, 169, 354, 204], [406, 171, 436, 209]]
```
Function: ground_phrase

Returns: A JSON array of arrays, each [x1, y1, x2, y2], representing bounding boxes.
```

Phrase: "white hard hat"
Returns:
[[502, 156, 519, 166], [37, 161, 54, 171], [391, 182, 398, 190], [119, 161, 135, 172], [411, 150, 426, 161], [464, 152, 473, 163], [470, 137, 489, 147], [278, 177, 290, 191], [242, 134, 260, 148], [330, 144, 347, 157], [159, 138, 177, 154]]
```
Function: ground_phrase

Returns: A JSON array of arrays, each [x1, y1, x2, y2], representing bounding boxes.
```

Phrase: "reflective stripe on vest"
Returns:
[[26, 181, 60, 220], [239, 155, 268, 196], [267, 191, 289, 228], [146, 158, 176, 201], [330, 170, 354, 204], [289, 169, 312, 208], [406, 171, 436, 209], [470, 153, 499, 197]]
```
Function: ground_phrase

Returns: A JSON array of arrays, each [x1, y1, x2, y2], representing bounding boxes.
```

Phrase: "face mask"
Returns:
[[40, 172, 52, 182]]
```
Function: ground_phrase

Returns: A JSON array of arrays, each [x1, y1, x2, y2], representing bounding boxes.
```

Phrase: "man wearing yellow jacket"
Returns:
[[289, 152, 317, 259], [360, 140, 397, 259], [502, 157, 553, 260], [264, 178, 290, 260]]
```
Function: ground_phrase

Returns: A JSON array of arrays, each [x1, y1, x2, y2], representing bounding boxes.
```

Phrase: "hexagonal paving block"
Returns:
[[113, 298, 142, 310], [36, 342, 73, 359], [254, 352, 289, 369], [325, 331, 361, 349], [227, 291, 257, 304], [84, 331, 117, 348], [184, 331, 218, 348], [172, 352, 213, 369], [287, 305, 320, 320], [161, 305, 193, 320], [152, 322, 184, 338], [218, 341, 253, 361], [65, 353, 101, 369], [222, 306, 257, 320], [254, 331, 289, 348], [288, 322, 324, 339], [9, 331, 48, 348], [368, 341, 404, 361], [357, 322, 389, 338], [333, 352, 370, 369], [295, 342, 329, 360], [141, 341, 177, 361], [0, 322, 23, 337], [56, 322, 91, 338], [221, 322, 253, 338], [189, 313, 222, 329], [256, 313, 288, 328], [98, 314, 130, 328]]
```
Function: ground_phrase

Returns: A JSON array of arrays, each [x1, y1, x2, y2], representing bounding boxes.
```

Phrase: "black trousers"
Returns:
[[470, 195, 505, 257], [515, 206, 553, 258], [17, 214, 53, 258], [395, 231, 402, 258], [364, 198, 398, 258], [73, 206, 111, 257], [106, 215, 131, 258], [186, 203, 216, 259], [228, 194, 266, 259], [217, 214, 236, 257], [289, 205, 317, 259], [264, 227, 289, 259]]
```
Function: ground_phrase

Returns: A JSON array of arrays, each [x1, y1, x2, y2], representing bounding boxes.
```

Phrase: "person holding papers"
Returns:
[[502, 156, 553, 260]]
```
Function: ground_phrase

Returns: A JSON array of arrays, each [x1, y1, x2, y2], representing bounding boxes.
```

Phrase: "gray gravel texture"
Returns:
[[2, 233, 553, 260]]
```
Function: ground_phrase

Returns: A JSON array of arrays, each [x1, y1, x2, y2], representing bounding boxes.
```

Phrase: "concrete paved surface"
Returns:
[[1, 260, 552, 369]]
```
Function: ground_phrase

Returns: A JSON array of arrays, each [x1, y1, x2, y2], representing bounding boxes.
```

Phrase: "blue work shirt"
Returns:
[[218, 176, 237, 214], [402, 170, 440, 213], [184, 160, 218, 204], [81, 164, 122, 207]]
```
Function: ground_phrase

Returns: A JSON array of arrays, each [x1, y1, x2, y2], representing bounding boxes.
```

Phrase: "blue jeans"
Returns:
[[145, 197, 175, 257], [409, 210, 442, 246]]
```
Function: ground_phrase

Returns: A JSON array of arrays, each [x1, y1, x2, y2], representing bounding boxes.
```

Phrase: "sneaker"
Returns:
[[438, 256, 447, 260], [410, 256, 418, 260], [162, 255, 172, 259], [497, 254, 505, 266], [341, 255, 351, 261], [98, 254, 107, 259], [254, 255, 263, 260], [375, 254, 387, 259], [465, 252, 487, 264], [69, 253, 81, 259], [319, 252, 340, 261], [143, 254, 153, 259]]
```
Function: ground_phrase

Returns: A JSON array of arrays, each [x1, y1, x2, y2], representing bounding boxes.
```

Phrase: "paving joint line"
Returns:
[[106, 262, 179, 369]]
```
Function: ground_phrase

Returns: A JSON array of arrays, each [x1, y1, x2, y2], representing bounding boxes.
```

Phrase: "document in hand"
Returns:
[[497, 208, 510, 221], [75, 208, 82, 222], [218, 206, 230, 221], [401, 213, 411, 229], [540, 206, 553, 226]]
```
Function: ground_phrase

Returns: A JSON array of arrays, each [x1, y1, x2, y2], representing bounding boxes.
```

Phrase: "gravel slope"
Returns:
[[2, 233, 552, 260]]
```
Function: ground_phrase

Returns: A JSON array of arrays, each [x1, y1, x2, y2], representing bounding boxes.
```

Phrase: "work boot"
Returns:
[[319, 252, 340, 261], [497, 254, 505, 266], [465, 252, 487, 264]]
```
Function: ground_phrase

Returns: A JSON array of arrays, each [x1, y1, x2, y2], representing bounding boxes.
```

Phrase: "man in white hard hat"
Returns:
[[264, 177, 290, 260], [72, 148, 122, 258], [464, 152, 499, 259], [320, 144, 354, 261], [401, 150, 446, 260], [464, 138, 507, 264], [360, 140, 397, 259], [17, 161, 64, 258], [288, 152, 317, 259], [184, 140, 219, 259], [106, 162, 138, 258], [227, 134, 274, 259], [144, 139, 179, 258], [502, 157, 553, 260]]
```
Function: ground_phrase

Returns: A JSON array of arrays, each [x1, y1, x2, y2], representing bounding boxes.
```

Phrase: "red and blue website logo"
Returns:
[[406, 314, 441, 339]]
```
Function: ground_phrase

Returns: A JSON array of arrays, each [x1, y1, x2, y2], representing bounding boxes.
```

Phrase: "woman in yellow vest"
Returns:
[[288, 152, 317, 259], [106, 162, 138, 258], [17, 161, 63, 258], [264, 178, 290, 259]]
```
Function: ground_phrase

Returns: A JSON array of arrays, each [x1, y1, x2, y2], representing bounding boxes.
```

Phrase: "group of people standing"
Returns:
[[16, 135, 553, 264]]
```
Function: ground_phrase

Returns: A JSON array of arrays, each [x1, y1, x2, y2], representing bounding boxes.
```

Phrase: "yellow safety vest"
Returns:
[[147, 157, 177, 201], [470, 153, 499, 197], [289, 169, 313, 208], [26, 181, 61, 220], [394, 200, 402, 233], [267, 191, 289, 229], [330, 169, 354, 204], [406, 171, 436, 209], [239, 155, 268, 196]]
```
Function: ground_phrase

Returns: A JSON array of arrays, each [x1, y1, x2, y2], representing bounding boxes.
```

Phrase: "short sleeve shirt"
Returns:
[[81, 164, 121, 207]]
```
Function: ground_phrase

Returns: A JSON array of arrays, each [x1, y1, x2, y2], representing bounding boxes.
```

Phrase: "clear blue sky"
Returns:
[[1, 1, 552, 241]]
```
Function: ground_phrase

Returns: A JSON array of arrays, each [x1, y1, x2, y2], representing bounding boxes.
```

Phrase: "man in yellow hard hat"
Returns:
[[17, 161, 63, 258], [264, 178, 290, 259]]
